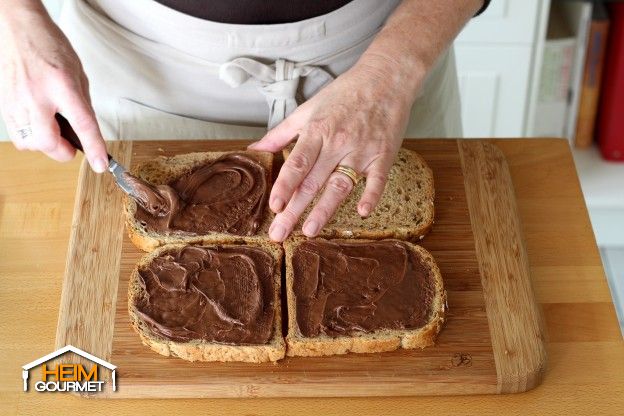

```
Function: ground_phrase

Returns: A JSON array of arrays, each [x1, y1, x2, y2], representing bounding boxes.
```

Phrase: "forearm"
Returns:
[[0, 0, 52, 43], [357, 0, 483, 102]]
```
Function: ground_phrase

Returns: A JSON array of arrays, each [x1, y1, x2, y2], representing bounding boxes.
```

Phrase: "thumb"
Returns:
[[248, 108, 307, 152]]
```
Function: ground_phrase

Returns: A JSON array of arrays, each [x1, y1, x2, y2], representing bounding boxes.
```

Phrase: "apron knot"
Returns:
[[219, 57, 333, 129]]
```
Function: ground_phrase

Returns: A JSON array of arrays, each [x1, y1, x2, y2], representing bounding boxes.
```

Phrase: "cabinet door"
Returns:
[[458, 0, 541, 44], [455, 45, 532, 137]]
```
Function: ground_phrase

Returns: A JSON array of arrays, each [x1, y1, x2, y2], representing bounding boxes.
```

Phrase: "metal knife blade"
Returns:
[[107, 158, 136, 195], [55, 113, 141, 200]]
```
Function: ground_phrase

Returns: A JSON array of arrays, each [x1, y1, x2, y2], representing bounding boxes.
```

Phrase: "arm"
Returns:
[[250, 0, 484, 241], [361, 0, 483, 101], [0, 0, 107, 171]]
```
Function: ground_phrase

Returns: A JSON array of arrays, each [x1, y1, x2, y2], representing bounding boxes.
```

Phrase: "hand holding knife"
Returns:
[[55, 113, 160, 212]]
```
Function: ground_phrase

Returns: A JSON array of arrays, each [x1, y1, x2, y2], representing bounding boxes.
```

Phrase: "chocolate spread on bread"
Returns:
[[130, 153, 268, 235], [292, 239, 435, 337], [122, 174, 179, 218], [133, 245, 276, 344]]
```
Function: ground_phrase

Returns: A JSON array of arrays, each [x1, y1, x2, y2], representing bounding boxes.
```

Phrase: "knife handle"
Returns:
[[55, 113, 112, 161]]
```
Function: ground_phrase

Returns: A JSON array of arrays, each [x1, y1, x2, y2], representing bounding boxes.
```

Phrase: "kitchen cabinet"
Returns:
[[455, 0, 551, 137], [456, 45, 534, 137]]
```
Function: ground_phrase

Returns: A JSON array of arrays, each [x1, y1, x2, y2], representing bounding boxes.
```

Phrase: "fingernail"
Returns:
[[359, 202, 372, 217], [270, 224, 288, 242], [303, 220, 319, 237], [92, 157, 108, 173], [270, 197, 285, 213]]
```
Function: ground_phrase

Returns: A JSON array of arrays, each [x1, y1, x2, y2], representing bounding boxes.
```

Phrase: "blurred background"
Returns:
[[454, 0, 624, 335], [1, 0, 622, 333]]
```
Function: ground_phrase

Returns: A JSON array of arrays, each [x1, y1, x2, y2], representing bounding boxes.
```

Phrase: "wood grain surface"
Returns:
[[55, 141, 132, 370], [458, 141, 546, 393], [1, 139, 622, 414], [53, 139, 543, 398]]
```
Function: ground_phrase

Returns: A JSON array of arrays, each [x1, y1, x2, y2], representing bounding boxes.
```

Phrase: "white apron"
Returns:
[[59, 0, 462, 140]]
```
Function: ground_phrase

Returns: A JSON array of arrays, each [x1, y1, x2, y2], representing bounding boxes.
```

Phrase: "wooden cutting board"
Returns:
[[55, 139, 546, 398]]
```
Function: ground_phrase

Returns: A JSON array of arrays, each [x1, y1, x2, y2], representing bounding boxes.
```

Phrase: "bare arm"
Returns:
[[362, 0, 483, 100], [0, 0, 107, 172], [251, 0, 484, 241]]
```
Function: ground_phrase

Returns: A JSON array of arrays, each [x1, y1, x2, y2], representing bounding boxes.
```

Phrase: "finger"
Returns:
[[58, 89, 107, 173], [30, 109, 76, 162], [248, 107, 308, 152], [80, 75, 92, 105], [267, 131, 321, 213], [302, 169, 355, 237], [269, 148, 344, 242], [357, 156, 392, 217]]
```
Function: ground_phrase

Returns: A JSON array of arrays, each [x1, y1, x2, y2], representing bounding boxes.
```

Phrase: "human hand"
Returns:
[[0, 1, 107, 172], [249, 57, 421, 242]]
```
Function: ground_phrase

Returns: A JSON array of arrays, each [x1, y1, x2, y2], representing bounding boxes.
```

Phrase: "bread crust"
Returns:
[[126, 148, 443, 362], [128, 242, 286, 363], [125, 151, 274, 252], [283, 237, 446, 357]]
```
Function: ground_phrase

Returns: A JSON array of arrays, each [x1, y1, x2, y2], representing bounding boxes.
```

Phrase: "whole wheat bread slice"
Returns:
[[128, 241, 285, 363], [283, 237, 445, 357], [283, 147, 435, 241], [125, 151, 274, 252]]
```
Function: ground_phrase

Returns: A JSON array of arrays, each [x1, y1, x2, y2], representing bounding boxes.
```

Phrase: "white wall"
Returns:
[[42, 0, 63, 18]]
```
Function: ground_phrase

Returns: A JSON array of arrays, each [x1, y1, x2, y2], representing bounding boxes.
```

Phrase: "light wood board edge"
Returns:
[[458, 140, 547, 394], [55, 141, 133, 387], [99, 379, 496, 399]]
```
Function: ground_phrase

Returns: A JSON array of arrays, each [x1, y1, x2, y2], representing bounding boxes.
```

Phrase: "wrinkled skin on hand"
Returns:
[[0, 1, 107, 172], [249, 58, 416, 242]]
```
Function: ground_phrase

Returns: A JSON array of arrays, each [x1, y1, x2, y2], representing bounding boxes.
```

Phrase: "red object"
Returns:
[[597, 3, 624, 161]]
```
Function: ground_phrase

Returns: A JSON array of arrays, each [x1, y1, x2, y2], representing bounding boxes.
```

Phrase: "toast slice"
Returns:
[[284, 237, 445, 357], [283, 147, 435, 241], [128, 241, 285, 363], [125, 151, 274, 252]]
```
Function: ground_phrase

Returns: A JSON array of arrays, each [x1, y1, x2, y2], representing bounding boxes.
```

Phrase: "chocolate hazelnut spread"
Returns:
[[123, 174, 179, 218], [292, 239, 435, 337], [133, 245, 276, 344], [130, 153, 268, 236]]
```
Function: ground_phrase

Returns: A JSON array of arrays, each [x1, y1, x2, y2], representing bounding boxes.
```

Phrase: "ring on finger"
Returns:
[[333, 165, 360, 187], [16, 125, 33, 140]]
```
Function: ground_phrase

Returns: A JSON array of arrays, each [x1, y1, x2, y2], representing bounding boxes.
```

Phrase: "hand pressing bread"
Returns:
[[125, 149, 434, 252], [249, 56, 415, 242]]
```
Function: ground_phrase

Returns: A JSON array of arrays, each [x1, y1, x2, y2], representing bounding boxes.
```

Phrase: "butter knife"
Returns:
[[55, 113, 143, 203]]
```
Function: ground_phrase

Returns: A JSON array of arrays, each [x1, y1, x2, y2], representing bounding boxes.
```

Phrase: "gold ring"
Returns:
[[334, 165, 359, 186]]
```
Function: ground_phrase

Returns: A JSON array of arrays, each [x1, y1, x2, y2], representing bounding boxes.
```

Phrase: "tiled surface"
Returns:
[[600, 247, 624, 337]]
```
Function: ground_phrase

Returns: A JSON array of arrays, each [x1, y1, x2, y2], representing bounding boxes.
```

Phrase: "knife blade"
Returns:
[[55, 113, 145, 203]]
